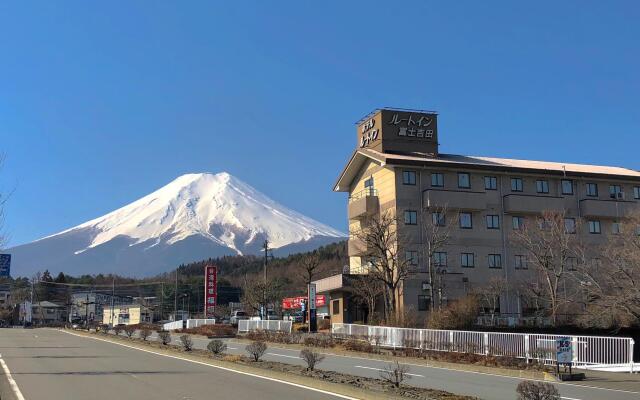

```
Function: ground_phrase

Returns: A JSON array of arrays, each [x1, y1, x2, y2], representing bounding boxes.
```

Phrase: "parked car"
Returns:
[[230, 310, 249, 326]]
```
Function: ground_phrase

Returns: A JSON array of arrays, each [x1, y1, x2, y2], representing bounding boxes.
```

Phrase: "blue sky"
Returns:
[[1, 1, 639, 246]]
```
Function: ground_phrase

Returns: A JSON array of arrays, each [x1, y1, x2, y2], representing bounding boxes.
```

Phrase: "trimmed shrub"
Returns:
[[158, 331, 171, 345], [245, 340, 267, 362], [113, 325, 123, 336], [124, 325, 136, 338], [516, 381, 560, 400], [179, 334, 193, 351], [207, 339, 227, 355], [300, 348, 325, 371]]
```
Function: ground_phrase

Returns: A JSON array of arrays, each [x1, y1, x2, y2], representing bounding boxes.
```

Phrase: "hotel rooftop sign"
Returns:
[[356, 108, 439, 156]]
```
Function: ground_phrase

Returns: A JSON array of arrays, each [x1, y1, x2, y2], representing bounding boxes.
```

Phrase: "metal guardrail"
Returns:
[[332, 323, 635, 373], [238, 320, 292, 334], [162, 319, 216, 331]]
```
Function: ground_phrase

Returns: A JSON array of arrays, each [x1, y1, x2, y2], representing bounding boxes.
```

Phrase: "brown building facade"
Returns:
[[330, 107, 640, 324]]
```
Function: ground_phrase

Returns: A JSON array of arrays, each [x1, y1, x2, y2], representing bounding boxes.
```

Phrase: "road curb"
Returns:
[[61, 329, 405, 400]]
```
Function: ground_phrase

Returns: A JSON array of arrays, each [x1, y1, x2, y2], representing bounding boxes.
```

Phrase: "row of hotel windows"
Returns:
[[401, 170, 640, 199], [404, 250, 529, 270], [404, 210, 622, 234]]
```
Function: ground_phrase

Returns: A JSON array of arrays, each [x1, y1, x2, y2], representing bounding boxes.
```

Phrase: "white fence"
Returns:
[[238, 320, 292, 334], [332, 323, 636, 373], [162, 319, 216, 331]]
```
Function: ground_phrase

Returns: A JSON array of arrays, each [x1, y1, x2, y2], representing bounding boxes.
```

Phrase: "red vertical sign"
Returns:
[[204, 265, 217, 318]]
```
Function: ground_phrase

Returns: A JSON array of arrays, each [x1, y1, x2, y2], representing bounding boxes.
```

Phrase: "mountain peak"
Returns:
[[13, 172, 346, 276]]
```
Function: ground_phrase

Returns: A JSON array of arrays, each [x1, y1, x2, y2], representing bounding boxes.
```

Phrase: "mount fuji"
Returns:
[[7, 172, 346, 277]]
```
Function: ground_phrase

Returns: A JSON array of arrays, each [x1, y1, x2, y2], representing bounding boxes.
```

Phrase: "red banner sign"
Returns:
[[282, 295, 326, 310], [204, 265, 217, 318]]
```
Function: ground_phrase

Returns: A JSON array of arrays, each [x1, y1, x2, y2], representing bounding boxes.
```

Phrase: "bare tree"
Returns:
[[575, 211, 640, 328], [474, 277, 508, 326], [179, 334, 193, 351], [510, 211, 586, 326], [353, 212, 411, 321], [350, 274, 384, 324], [421, 205, 457, 309], [379, 361, 410, 388], [245, 340, 267, 361], [240, 276, 284, 316], [299, 251, 321, 287]]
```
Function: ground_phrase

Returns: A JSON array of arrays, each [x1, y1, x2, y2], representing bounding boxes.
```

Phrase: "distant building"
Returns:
[[0, 284, 10, 307], [26, 301, 67, 324], [70, 291, 129, 323], [103, 304, 153, 326]]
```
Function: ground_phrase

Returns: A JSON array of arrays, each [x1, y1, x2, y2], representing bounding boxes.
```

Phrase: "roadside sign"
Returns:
[[281, 295, 326, 309], [0, 254, 10, 277], [556, 337, 572, 364], [204, 265, 217, 318], [308, 283, 317, 310]]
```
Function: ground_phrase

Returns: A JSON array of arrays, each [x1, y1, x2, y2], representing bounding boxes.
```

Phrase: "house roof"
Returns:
[[34, 301, 63, 308], [334, 148, 640, 192]]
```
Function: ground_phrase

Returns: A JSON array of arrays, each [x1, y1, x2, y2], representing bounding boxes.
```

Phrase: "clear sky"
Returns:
[[1, 1, 639, 246]]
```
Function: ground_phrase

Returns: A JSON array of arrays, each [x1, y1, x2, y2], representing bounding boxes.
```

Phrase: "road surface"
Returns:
[[149, 331, 640, 400], [0, 329, 352, 400]]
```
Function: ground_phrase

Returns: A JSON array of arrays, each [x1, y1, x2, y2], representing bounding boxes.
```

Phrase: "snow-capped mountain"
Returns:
[[8, 172, 346, 277]]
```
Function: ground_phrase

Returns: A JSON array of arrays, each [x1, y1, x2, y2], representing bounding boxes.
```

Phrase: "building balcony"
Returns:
[[423, 189, 486, 211], [580, 199, 639, 219], [347, 237, 368, 256], [348, 189, 379, 219], [503, 194, 564, 214]]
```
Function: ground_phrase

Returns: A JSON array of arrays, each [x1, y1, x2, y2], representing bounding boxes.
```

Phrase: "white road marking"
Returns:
[[0, 354, 26, 400], [354, 365, 424, 378], [225, 341, 640, 396], [267, 352, 301, 359], [561, 397, 584, 400], [61, 331, 359, 400]]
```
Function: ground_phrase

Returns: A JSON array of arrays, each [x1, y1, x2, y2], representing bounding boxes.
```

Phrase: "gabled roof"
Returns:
[[334, 148, 640, 192]]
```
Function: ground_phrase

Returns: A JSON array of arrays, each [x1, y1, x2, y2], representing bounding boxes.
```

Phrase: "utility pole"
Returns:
[[110, 277, 115, 327], [160, 282, 164, 322], [174, 268, 178, 321], [262, 239, 273, 319]]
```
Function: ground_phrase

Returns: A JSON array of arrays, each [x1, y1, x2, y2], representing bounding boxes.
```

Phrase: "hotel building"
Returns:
[[315, 108, 640, 325]]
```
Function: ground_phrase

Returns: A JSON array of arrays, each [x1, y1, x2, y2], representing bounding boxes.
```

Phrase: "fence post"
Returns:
[[348, 324, 352, 337], [484, 333, 489, 356], [449, 331, 454, 350], [630, 339, 635, 374], [278, 320, 281, 332], [525, 334, 530, 364], [571, 336, 578, 366], [420, 329, 424, 350]]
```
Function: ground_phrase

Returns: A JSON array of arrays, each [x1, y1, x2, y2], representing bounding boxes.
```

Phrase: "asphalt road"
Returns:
[[0, 329, 353, 400], [148, 331, 640, 400]]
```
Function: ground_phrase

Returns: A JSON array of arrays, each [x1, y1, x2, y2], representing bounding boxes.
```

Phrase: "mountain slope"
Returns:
[[8, 172, 346, 277]]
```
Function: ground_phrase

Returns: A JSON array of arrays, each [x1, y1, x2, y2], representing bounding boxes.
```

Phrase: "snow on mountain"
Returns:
[[8, 172, 346, 277]]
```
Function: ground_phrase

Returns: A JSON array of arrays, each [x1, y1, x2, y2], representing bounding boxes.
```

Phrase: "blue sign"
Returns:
[[0, 254, 10, 277]]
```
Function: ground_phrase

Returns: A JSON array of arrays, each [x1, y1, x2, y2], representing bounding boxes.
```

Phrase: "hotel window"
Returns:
[[404, 210, 417, 225], [511, 177, 523, 192], [635, 186, 640, 199], [609, 185, 623, 199], [612, 221, 621, 235], [433, 252, 447, 267], [432, 211, 445, 227], [458, 173, 471, 189], [561, 179, 574, 195], [514, 255, 527, 270], [564, 218, 577, 234], [588, 220, 601, 234], [332, 300, 340, 315], [461, 253, 475, 268], [488, 254, 502, 269], [418, 295, 430, 311], [405, 251, 418, 266], [586, 183, 598, 197], [484, 176, 497, 190], [536, 180, 549, 194], [512, 216, 525, 230], [486, 215, 500, 229], [431, 173, 444, 187], [459, 212, 473, 229], [403, 170, 416, 185]]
